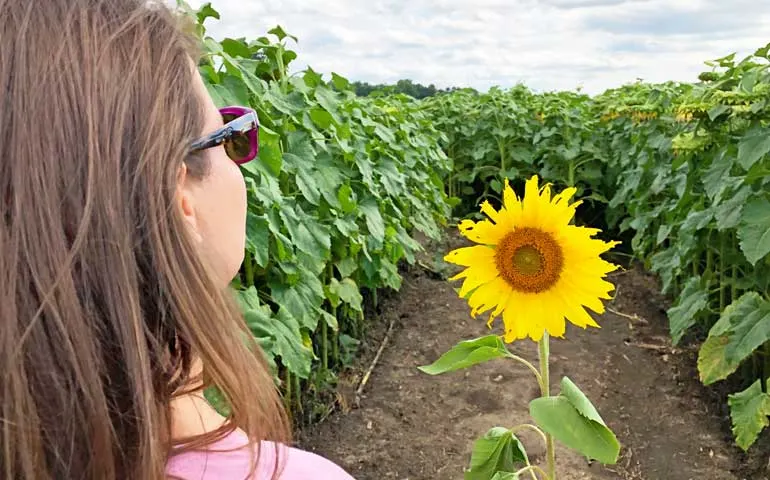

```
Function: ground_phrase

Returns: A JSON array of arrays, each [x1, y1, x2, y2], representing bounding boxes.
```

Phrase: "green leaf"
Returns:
[[702, 152, 734, 202], [220, 38, 252, 58], [418, 335, 510, 375], [708, 104, 730, 121], [359, 199, 385, 245], [335, 256, 358, 278], [559, 377, 609, 427], [255, 130, 283, 177], [269, 269, 325, 330], [268, 25, 298, 42], [715, 186, 751, 230], [729, 379, 770, 451], [667, 277, 709, 345], [241, 300, 313, 378], [309, 108, 334, 129], [329, 278, 363, 312], [295, 167, 321, 205], [337, 184, 357, 214], [245, 213, 270, 267], [315, 306, 339, 332], [697, 334, 733, 385], [656, 224, 672, 245], [490, 473, 518, 480], [464, 427, 528, 480], [698, 293, 770, 386], [738, 198, 770, 265], [315, 87, 342, 123], [331, 72, 350, 91], [195, 2, 220, 24], [530, 395, 620, 464], [737, 126, 770, 170]]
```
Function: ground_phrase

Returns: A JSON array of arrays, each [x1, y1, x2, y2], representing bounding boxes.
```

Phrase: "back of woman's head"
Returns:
[[0, 0, 289, 478]]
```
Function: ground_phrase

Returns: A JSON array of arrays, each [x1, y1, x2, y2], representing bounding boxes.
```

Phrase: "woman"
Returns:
[[0, 0, 355, 478]]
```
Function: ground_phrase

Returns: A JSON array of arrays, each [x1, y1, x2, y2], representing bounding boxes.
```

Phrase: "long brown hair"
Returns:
[[0, 0, 290, 478]]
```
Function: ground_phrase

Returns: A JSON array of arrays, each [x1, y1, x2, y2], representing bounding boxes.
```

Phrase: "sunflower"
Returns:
[[445, 175, 619, 342]]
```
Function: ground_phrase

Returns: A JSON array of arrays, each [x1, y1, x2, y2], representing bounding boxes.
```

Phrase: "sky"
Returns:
[[185, 0, 770, 95]]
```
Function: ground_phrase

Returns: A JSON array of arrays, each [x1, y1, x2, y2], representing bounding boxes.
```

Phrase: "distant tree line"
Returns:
[[351, 79, 467, 99]]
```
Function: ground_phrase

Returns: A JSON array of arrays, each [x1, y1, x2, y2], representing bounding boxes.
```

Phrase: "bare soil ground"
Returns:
[[298, 238, 761, 479]]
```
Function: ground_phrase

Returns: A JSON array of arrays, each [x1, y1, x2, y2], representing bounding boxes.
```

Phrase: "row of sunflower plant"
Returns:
[[602, 46, 770, 452], [419, 43, 770, 474], [180, 2, 452, 423]]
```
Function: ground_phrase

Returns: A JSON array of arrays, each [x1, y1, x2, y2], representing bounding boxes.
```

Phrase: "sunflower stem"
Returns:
[[507, 352, 544, 391], [515, 464, 549, 480], [538, 333, 556, 480], [512, 423, 548, 449]]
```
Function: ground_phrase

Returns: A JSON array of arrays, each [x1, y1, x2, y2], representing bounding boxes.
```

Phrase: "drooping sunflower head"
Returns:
[[445, 175, 619, 342]]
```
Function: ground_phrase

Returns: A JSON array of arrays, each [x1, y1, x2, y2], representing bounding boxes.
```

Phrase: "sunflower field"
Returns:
[[422, 46, 770, 451], [185, 1, 770, 455], [185, 4, 451, 421]]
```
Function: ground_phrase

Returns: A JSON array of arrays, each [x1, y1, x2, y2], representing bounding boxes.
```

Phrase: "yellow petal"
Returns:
[[457, 263, 499, 298], [467, 276, 509, 318], [458, 219, 508, 245], [444, 245, 495, 267], [539, 290, 567, 338]]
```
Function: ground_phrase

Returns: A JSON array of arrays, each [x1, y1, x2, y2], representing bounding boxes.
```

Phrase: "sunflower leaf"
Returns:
[[667, 277, 709, 345], [490, 473, 519, 480], [559, 377, 608, 427], [530, 380, 620, 465], [729, 379, 770, 451], [698, 293, 770, 385], [464, 427, 528, 480], [418, 335, 510, 375], [697, 334, 734, 385]]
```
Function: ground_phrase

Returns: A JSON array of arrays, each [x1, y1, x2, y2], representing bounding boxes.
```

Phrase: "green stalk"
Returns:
[[719, 233, 726, 313], [331, 305, 340, 367], [357, 310, 364, 339], [321, 263, 334, 373], [321, 316, 329, 372], [764, 343, 770, 392], [498, 138, 507, 175], [293, 373, 302, 420], [276, 44, 289, 94], [692, 253, 699, 277], [706, 232, 714, 281], [568, 161, 576, 189], [284, 369, 293, 422], [731, 233, 738, 304], [705, 232, 714, 324], [538, 333, 556, 480], [244, 253, 255, 287], [372, 288, 379, 312]]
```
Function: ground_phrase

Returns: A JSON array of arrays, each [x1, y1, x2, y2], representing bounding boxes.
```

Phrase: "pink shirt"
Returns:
[[166, 429, 355, 480]]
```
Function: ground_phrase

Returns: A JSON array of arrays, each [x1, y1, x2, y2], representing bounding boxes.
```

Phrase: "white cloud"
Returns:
[[185, 0, 770, 94]]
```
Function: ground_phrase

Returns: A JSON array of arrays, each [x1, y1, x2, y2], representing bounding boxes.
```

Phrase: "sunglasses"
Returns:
[[190, 106, 259, 164]]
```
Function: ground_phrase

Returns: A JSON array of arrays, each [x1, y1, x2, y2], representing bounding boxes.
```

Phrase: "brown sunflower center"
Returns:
[[495, 227, 564, 293]]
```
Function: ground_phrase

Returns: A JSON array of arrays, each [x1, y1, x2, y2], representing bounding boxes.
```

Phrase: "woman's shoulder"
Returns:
[[165, 429, 356, 480]]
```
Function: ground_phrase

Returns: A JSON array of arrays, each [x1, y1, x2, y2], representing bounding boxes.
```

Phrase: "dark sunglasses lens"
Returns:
[[221, 112, 253, 162], [225, 133, 251, 162]]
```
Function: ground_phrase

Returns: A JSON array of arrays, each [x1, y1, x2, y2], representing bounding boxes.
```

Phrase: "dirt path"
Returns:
[[299, 261, 745, 479]]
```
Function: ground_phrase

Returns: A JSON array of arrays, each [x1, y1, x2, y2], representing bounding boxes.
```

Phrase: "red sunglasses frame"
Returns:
[[190, 106, 259, 164]]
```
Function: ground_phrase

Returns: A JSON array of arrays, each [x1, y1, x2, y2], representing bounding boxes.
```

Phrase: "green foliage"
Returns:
[[698, 293, 770, 390], [418, 335, 512, 375], [529, 378, 620, 465], [181, 2, 451, 423], [464, 427, 528, 480], [729, 380, 770, 451]]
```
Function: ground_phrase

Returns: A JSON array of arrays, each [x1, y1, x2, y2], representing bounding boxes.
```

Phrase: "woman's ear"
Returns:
[[176, 162, 202, 243]]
